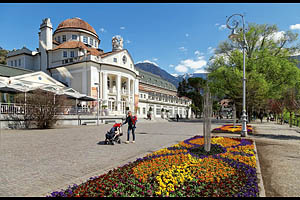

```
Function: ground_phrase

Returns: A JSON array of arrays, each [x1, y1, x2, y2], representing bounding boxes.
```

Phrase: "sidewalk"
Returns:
[[249, 121, 300, 197]]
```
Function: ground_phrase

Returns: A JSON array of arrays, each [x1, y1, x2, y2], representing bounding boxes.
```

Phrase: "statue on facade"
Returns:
[[112, 35, 123, 51]]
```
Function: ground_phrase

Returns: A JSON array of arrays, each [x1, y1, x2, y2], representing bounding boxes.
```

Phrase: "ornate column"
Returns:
[[116, 74, 121, 113], [173, 106, 175, 118], [103, 72, 108, 106], [127, 77, 131, 111], [134, 79, 139, 115]]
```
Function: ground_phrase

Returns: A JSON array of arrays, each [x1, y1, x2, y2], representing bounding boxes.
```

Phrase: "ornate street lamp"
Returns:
[[94, 83, 100, 126], [226, 14, 248, 137]]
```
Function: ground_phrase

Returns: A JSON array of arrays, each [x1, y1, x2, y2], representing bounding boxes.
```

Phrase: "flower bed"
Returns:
[[48, 136, 259, 197], [212, 124, 253, 134]]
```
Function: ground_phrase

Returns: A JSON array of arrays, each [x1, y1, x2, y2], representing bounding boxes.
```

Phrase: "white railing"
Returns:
[[0, 103, 25, 114], [0, 103, 96, 115]]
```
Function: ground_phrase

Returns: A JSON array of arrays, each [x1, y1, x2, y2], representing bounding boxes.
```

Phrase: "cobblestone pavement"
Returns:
[[0, 120, 221, 197]]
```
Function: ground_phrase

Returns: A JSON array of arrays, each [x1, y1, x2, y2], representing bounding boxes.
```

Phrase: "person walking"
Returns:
[[259, 111, 264, 123], [176, 113, 179, 122], [122, 111, 137, 144]]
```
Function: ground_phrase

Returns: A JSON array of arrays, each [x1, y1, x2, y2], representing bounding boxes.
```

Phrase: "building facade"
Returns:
[[6, 17, 192, 119], [6, 17, 139, 116], [137, 68, 192, 119]]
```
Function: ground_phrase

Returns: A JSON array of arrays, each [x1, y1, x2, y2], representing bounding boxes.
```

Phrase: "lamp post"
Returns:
[[94, 83, 100, 126], [226, 13, 248, 137]]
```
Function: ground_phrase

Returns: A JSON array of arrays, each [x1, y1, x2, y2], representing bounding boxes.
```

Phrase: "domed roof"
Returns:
[[55, 17, 97, 36]]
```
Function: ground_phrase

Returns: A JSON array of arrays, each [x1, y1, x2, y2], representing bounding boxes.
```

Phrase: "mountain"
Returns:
[[134, 61, 208, 88], [135, 61, 180, 87]]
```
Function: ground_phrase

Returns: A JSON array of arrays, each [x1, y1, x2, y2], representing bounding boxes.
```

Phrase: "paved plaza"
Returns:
[[0, 119, 299, 197]]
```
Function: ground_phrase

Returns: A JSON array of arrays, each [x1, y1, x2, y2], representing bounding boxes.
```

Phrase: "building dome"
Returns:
[[55, 17, 97, 36]]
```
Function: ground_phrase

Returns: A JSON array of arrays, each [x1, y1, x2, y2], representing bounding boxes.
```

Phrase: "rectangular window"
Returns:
[[70, 51, 74, 58], [18, 59, 21, 66], [10, 61, 13, 66], [143, 108, 146, 114], [156, 108, 161, 115], [83, 36, 88, 44], [14, 60, 17, 66], [63, 51, 67, 58], [62, 35, 66, 42], [57, 36, 61, 43], [113, 58, 117, 63], [72, 35, 78, 40], [90, 38, 93, 45], [95, 41, 97, 47]]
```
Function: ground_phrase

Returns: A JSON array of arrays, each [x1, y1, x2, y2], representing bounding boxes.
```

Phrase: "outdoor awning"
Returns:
[[78, 95, 97, 101]]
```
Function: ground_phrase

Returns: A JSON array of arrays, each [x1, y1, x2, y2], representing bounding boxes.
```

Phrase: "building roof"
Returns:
[[137, 68, 177, 91], [99, 50, 124, 58], [0, 64, 34, 77], [51, 41, 103, 56], [55, 17, 97, 36]]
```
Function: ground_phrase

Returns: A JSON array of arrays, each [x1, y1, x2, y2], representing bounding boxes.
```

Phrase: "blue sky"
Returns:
[[2, 3, 300, 76]]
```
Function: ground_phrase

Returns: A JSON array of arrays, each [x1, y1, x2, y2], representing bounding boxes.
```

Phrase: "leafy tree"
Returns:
[[208, 23, 300, 118], [177, 77, 206, 117]]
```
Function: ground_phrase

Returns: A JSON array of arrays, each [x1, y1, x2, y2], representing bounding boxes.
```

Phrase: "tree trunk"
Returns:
[[290, 112, 293, 128]]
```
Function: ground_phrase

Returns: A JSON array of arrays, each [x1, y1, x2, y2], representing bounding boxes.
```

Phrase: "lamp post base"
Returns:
[[241, 111, 248, 137]]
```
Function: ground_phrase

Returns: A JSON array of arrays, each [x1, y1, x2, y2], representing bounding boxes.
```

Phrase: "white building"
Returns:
[[137, 68, 192, 119], [6, 17, 139, 116], [6, 17, 192, 119]]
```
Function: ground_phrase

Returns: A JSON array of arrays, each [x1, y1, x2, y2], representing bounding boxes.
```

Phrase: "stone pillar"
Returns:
[[127, 78, 131, 111], [116, 74, 121, 113], [103, 72, 108, 106], [173, 106, 175, 118], [153, 104, 157, 119], [134, 79, 139, 115]]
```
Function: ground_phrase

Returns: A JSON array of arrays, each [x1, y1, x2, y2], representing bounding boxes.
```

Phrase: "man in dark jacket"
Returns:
[[122, 111, 137, 144]]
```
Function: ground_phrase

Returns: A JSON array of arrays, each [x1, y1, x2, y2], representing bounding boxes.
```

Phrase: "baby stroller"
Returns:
[[105, 123, 123, 145]]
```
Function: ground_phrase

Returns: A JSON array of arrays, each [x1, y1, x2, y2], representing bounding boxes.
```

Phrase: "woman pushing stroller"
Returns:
[[122, 111, 137, 144]]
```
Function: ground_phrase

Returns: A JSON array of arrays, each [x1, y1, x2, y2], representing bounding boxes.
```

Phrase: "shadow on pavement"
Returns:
[[253, 133, 300, 141], [97, 141, 107, 145]]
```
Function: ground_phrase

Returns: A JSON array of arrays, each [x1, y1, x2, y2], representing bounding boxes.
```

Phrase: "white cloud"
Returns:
[[175, 56, 207, 74], [178, 46, 187, 52], [175, 65, 189, 73], [215, 23, 220, 26], [194, 69, 209, 73], [99, 28, 106, 33], [169, 64, 174, 68], [194, 50, 204, 56], [126, 40, 131, 44], [218, 24, 227, 31], [207, 46, 216, 54], [185, 33, 189, 37], [120, 26, 125, 30], [181, 59, 207, 69], [171, 73, 179, 77], [260, 31, 285, 42], [290, 24, 300, 30]]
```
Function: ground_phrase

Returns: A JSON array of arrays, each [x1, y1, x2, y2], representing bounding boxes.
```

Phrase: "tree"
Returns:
[[282, 87, 300, 127], [208, 23, 300, 117], [14, 89, 68, 129], [177, 77, 206, 118]]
